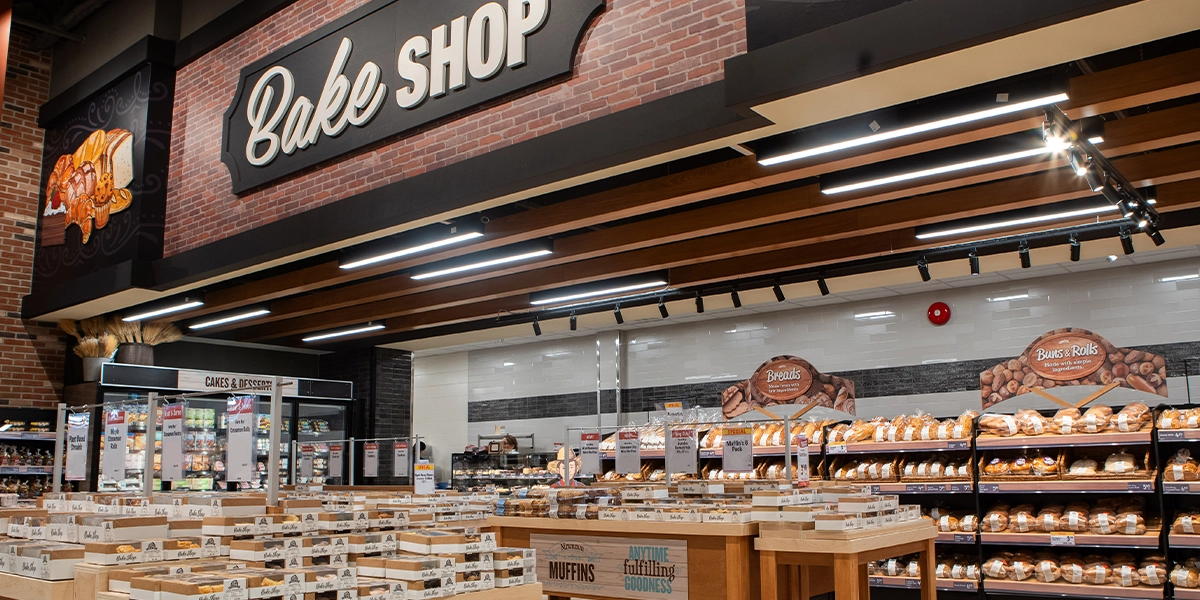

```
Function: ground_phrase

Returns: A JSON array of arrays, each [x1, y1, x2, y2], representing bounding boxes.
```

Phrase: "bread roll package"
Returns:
[[1104, 450, 1137, 474], [1174, 513, 1200, 535], [1009, 556, 1035, 581], [1172, 566, 1200, 588], [959, 514, 977, 533], [1061, 507, 1090, 533], [1166, 449, 1200, 482], [984, 457, 1011, 476], [1140, 562, 1167, 587], [937, 514, 959, 533], [1088, 509, 1117, 535], [1010, 507, 1037, 533], [983, 556, 1010, 579], [1051, 408, 1082, 434], [979, 414, 1019, 437], [1060, 557, 1086, 584], [982, 507, 1010, 533], [1015, 409, 1050, 436], [1031, 454, 1058, 477], [1113, 564, 1141, 587], [1115, 511, 1145, 536], [1082, 405, 1113, 433], [1160, 409, 1184, 430], [1112, 402, 1149, 432], [1068, 458, 1097, 476], [1084, 561, 1112, 585], [1035, 558, 1061, 583]]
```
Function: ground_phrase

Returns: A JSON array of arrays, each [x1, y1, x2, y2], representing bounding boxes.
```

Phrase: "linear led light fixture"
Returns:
[[530, 275, 668, 306], [1161, 274, 1200, 283], [988, 294, 1030, 302], [916, 203, 1118, 240], [339, 222, 485, 270], [302, 322, 386, 342], [823, 141, 1067, 195], [854, 311, 895, 320], [410, 241, 552, 280], [760, 93, 1068, 167], [188, 307, 271, 330], [123, 296, 205, 322]]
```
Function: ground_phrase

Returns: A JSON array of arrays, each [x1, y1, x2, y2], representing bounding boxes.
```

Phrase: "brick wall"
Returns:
[[319, 347, 413, 484], [165, 0, 747, 256], [0, 30, 64, 408]]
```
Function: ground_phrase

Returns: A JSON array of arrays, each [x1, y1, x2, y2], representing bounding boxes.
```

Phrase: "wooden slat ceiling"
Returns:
[[170, 43, 1200, 350]]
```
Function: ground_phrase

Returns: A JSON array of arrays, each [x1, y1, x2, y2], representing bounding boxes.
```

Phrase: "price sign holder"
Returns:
[[666, 426, 697, 477], [721, 426, 753, 473], [664, 402, 684, 422], [616, 430, 641, 474], [579, 432, 601, 475]]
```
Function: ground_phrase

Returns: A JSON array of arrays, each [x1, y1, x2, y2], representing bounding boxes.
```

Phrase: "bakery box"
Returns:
[[17, 544, 84, 580], [402, 576, 453, 600], [397, 531, 468, 555], [156, 574, 250, 600], [455, 571, 494, 593], [384, 555, 454, 581], [837, 495, 899, 514], [170, 519, 204, 539], [110, 565, 184, 593], [348, 532, 397, 555], [202, 516, 266, 537], [231, 538, 287, 562], [79, 515, 170, 542], [492, 549, 534, 570], [84, 541, 146, 565], [702, 508, 753, 523]]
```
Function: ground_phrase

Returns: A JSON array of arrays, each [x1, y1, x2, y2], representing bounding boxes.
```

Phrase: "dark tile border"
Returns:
[[466, 341, 1200, 422]]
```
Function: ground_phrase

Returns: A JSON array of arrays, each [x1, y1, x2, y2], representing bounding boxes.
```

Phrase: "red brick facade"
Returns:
[[165, 0, 746, 256], [0, 30, 64, 407]]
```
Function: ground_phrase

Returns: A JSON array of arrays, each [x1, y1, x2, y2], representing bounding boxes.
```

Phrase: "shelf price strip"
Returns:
[[722, 426, 753, 473]]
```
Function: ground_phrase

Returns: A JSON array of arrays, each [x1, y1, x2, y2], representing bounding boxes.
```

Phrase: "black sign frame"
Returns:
[[221, 0, 605, 193]]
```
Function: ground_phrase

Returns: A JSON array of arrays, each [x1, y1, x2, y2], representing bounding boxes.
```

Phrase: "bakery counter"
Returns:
[[978, 480, 1155, 494], [983, 579, 1163, 599], [977, 430, 1152, 449], [868, 575, 978, 591], [487, 516, 760, 600], [980, 531, 1162, 548]]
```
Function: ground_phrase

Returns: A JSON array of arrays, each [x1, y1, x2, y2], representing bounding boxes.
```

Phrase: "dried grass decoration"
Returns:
[[71, 334, 118, 358], [105, 318, 182, 346]]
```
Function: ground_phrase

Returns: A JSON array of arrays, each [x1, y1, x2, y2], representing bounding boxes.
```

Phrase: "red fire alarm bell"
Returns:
[[928, 302, 951, 325]]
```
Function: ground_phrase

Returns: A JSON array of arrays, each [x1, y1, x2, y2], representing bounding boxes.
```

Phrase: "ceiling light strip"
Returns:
[[1161, 274, 1200, 283], [916, 204, 1118, 240], [823, 144, 1065, 195], [188, 309, 272, 330], [410, 249, 552, 280], [340, 232, 485, 270], [302, 323, 386, 342], [123, 301, 205, 322], [760, 93, 1068, 167], [530, 281, 667, 306]]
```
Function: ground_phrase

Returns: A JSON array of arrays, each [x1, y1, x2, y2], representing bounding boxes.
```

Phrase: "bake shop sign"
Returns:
[[721, 355, 856, 419], [980, 328, 1168, 409], [222, 0, 605, 193]]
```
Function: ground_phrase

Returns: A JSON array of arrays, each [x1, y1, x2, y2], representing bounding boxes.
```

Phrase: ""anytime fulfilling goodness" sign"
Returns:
[[532, 534, 687, 599]]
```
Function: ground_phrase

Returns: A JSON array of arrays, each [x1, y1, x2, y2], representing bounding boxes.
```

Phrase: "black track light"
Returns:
[[772, 281, 785, 302], [658, 298, 669, 318], [1068, 149, 1088, 177], [532, 317, 542, 336], [613, 305, 624, 325], [1084, 167, 1103, 192], [695, 292, 704, 314], [731, 287, 741, 308], [969, 250, 980, 276], [817, 276, 830, 296], [1101, 181, 1123, 206], [1019, 241, 1031, 269], [1117, 199, 1134, 218], [1070, 235, 1081, 262], [569, 312, 577, 331], [1120, 229, 1135, 255], [1148, 227, 1166, 246], [917, 258, 931, 282]]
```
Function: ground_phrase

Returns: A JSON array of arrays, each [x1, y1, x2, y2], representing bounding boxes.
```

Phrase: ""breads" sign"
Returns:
[[721, 355, 856, 419]]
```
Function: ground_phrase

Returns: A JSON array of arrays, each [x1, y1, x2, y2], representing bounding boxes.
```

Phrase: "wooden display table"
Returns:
[[488, 516, 759, 600], [90, 584, 543, 600], [0, 571, 73, 600], [756, 521, 938, 600]]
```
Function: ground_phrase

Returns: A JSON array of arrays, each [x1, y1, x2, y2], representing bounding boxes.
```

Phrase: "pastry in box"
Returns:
[[231, 538, 287, 562], [190, 495, 267, 517], [814, 513, 862, 531], [300, 566, 357, 593], [274, 512, 307, 535], [201, 536, 231, 557], [455, 570, 494, 593], [79, 514, 170, 543], [278, 499, 323, 513], [23, 516, 49, 540], [397, 531, 467, 555], [837, 495, 898, 513], [385, 555, 455, 581], [17, 543, 84, 580], [85, 541, 146, 565], [702, 507, 752, 523], [157, 573, 249, 600], [348, 532, 397, 555], [356, 557, 388, 579], [307, 535, 350, 556], [246, 569, 293, 599], [492, 548, 535, 570], [202, 516, 264, 537], [446, 551, 493, 572], [404, 576, 453, 600], [110, 565, 184, 593], [47, 513, 86, 543], [356, 579, 397, 599]]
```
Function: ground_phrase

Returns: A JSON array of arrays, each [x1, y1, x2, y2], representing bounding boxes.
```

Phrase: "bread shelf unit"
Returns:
[[977, 430, 1153, 449], [829, 439, 971, 454], [978, 480, 1155, 494], [867, 576, 977, 591], [979, 531, 1163, 549], [1175, 589, 1200, 600], [1169, 534, 1200, 548], [600, 445, 823, 459], [981, 579, 1163, 599]]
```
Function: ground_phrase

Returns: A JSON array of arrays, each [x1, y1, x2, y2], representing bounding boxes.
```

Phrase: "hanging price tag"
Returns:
[[65, 412, 90, 481], [102, 409, 127, 482], [328, 444, 343, 479], [393, 441, 410, 478], [579, 433, 601, 475], [225, 397, 255, 482], [667, 428, 697, 475], [363, 443, 379, 478], [615, 430, 641, 474], [299, 444, 314, 478], [793, 433, 810, 485], [664, 402, 684, 422], [413, 462, 436, 495], [722, 426, 754, 473], [161, 404, 185, 482]]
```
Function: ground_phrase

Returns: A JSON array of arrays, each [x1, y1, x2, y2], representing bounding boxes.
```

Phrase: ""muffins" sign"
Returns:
[[721, 355, 856, 419], [980, 328, 1168, 409]]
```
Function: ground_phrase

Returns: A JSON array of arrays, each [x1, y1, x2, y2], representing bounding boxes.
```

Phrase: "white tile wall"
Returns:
[[412, 353, 469, 481]]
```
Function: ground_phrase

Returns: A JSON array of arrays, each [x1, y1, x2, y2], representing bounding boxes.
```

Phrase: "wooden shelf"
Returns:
[[980, 531, 1162, 548], [832, 439, 970, 454], [1175, 589, 1200, 600], [1170, 534, 1200, 548], [868, 576, 977, 591], [487, 515, 758, 537], [983, 579, 1163, 599], [1157, 429, 1200, 442], [978, 480, 1155, 493], [600, 445, 823, 459], [870, 481, 972, 494], [977, 430, 1152, 449]]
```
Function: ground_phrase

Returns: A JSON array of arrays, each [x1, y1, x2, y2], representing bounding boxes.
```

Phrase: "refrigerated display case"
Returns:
[[294, 403, 348, 485], [92, 364, 354, 492]]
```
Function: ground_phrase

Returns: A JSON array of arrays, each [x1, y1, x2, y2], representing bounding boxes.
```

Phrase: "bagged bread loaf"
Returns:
[[1010, 506, 1037, 533], [1116, 511, 1146, 535], [905, 558, 920, 578], [1068, 458, 1098, 476], [1037, 505, 1063, 532], [1060, 555, 1086, 584], [1051, 407, 1082, 434], [982, 507, 1010, 532], [1010, 456, 1033, 476], [1084, 560, 1113, 585], [955, 410, 978, 438], [1035, 558, 1061, 583], [1160, 409, 1184, 430], [1009, 555, 1036, 581], [1104, 451, 1137, 474], [1186, 408, 1200, 429], [1015, 409, 1050, 436], [883, 558, 905, 576], [1089, 509, 1118, 535], [1166, 449, 1200, 482], [1140, 560, 1167, 587], [959, 514, 978, 532], [983, 555, 1011, 579], [1061, 505, 1090, 532], [1113, 564, 1141, 587], [1032, 454, 1059, 477], [938, 514, 960, 532], [984, 457, 1011, 476], [843, 420, 876, 443], [1173, 566, 1200, 588], [980, 414, 1020, 437], [877, 415, 906, 442], [1175, 513, 1200, 534], [1082, 405, 1113, 433], [1112, 402, 1149, 432]]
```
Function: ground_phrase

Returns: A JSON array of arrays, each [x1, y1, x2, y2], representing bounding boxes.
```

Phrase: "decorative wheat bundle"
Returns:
[[142, 321, 183, 346], [73, 334, 118, 358]]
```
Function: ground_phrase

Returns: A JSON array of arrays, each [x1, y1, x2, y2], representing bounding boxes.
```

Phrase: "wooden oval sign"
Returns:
[[1027, 331, 1106, 381], [749, 357, 814, 403]]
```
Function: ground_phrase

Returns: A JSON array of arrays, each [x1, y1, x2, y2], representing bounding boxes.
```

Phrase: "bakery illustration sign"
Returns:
[[980, 327, 1168, 409], [532, 534, 687, 600], [41, 128, 134, 245], [222, 0, 605, 193], [722, 355, 856, 419]]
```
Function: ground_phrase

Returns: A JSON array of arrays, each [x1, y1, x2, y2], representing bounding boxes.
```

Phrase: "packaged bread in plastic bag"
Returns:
[[1015, 409, 1050, 436], [1166, 449, 1200, 482], [1082, 405, 1113, 433], [1104, 450, 1137, 474], [1051, 407, 1082, 434], [1112, 402, 1149, 432]]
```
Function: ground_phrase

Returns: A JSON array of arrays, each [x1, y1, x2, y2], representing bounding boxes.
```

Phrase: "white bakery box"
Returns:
[[16, 544, 85, 580], [492, 548, 535, 570], [79, 515, 170, 543]]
